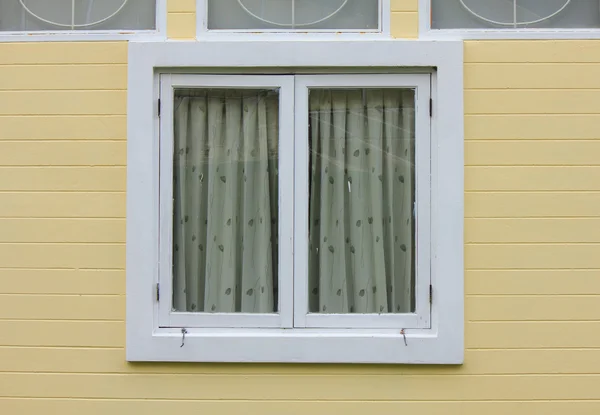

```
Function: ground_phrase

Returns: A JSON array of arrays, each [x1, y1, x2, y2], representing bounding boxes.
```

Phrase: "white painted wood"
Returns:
[[0, 0, 166, 42], [126, 40, 464, 364], [196, 0, 390, 38], [293, 74, 431, 330], [420, 0, 600, 39], [157, 74, 295, 329]]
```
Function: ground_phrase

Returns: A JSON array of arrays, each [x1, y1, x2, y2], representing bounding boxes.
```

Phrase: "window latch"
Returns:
[[156, 283, 160, 302]]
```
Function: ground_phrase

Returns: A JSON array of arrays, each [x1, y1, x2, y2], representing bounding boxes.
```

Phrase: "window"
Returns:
[[431, 0, 600, 29], [159, 74, 430, 330], [201, 0, 383, 32], [0, 0, 156, 31], [126, 41, 464, 364]]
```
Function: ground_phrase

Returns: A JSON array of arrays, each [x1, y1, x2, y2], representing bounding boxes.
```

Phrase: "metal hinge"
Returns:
[[429, 98, 433, 117], [156, 283, 160, 302], [429, 284, 433, 304], [157, 98, 161, 117]]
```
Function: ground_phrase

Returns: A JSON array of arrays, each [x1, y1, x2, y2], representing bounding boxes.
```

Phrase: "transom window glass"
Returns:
[[206, 0, 380, 31], [158, 74, 430, 330], [0, 0, 156, 31], [431, 0, 600, 29]]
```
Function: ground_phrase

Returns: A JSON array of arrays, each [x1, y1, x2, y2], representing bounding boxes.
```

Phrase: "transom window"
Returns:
[[158, 73, 431, 330], [431, 0, 600, 29], [0, 0, 156, 31], [202, 0, 382, 32]]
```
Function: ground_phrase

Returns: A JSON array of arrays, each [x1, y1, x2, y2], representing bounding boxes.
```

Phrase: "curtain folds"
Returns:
[[172, 90, 279, 313], [308, 89, 415, 314]]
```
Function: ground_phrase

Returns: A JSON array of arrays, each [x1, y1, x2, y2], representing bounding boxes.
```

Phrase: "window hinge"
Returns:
[[429, 98, 433, 117], [157, 98, 161, 117], [429, 284, 433, 304], [156, 283, 160, 302]]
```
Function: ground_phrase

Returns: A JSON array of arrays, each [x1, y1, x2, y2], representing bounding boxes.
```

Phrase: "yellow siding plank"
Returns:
[[2, 400, 600, 415], [466, 166, 600, 191], [0, 141, 126, 166], [466, 140, 600, 166], [0, 42, 127, 65], [0, 269, 124, 295], [465, 90, 600, 114], [3, 348, 600, 375], [466, 115, 600, 140], [3, 372, 600, 400], [465, 40, 600, 63], [0, 65, 126, 90], [0, 294, 123, 321], [466, 244, 600, 269], [0, 219, 125, 243], [466, 218, 600, 243], [0, 116, 126, 140], [466, 270, 600, 295], [0, 91, 126, 115], [0, 244, 124, 269], [168, 0, 196, 13], [465, 63, 600, 89], [0, 320, 123, 347], [0, 167, 125, 191], [467, 321, 600, 348], [465, 192, 600, 218], [467, 296, 600, 321], [391, 0, 418, 12], [390, 12, 418, 38], [167, 13, 197, 39], [0, 192, 125, 218]]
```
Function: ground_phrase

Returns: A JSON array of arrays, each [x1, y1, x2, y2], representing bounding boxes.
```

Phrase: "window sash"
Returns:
[[158, 73, 431, 331], [293, 74, 432, 329], [158, 74, 295, 329]]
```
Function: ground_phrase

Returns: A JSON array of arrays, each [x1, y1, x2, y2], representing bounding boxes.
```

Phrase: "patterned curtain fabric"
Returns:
[[172, 90, 279, 313], [308, 89, 415, 314]]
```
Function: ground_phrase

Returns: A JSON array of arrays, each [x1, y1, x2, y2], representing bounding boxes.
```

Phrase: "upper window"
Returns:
[[0, 0, 156, 31], [202, 0, 382, 32], [431, 0, 600, 29]]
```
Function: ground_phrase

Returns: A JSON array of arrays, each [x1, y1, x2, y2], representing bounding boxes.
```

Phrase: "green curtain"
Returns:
[[308, 89, 415, 314], [172, 90, 279, 313]]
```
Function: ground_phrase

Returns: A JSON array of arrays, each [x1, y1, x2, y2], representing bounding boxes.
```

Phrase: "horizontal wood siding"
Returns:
[[0, 18, 599, 415]]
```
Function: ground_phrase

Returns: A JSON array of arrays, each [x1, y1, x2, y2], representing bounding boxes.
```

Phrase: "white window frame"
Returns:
[[293, 74, 431, 330], [0, 0, 166, 42], [126, 40, 464, 364], [196, 0, 391, 39], [421, 0, 600, 39], [158, 74, 295, 329]]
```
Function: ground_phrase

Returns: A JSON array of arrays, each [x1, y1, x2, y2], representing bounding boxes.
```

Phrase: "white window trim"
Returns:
[[126, 40, 464, 364], [420, 0, 600, 39], [0, 0, 166, 42], [196, 0, 391, 40]]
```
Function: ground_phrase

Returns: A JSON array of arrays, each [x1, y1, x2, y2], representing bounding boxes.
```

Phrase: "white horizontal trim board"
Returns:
[[126, 40, 464, 364]]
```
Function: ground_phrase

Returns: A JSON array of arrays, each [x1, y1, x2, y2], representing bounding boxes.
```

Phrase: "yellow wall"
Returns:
[[1, 1, 600, 414]]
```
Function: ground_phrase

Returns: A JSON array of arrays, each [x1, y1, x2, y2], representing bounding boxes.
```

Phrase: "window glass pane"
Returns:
[[431, 0, 600, 29], [207, 0, 379, 30], [0, 0, 156, 31], [172, 89, 280, 314], [308, 88, 416, 314]]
